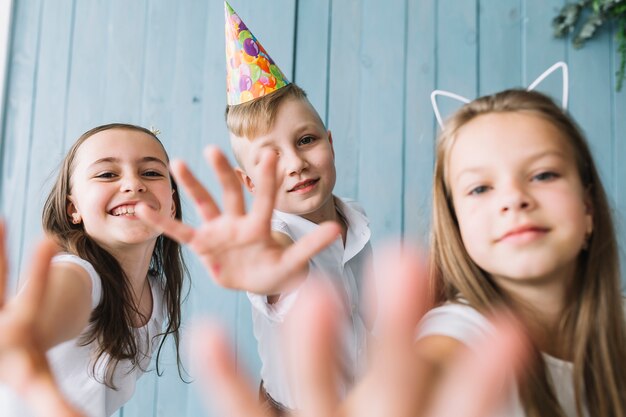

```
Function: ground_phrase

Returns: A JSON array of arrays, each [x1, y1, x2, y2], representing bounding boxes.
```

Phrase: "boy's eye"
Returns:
[[297, 136, 316, 146], [468, 185, 490, 196], [532, 171, 559, 182]]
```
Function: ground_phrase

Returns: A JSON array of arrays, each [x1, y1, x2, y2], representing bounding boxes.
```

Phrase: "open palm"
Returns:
[[190, 246, 530, 417], [136, 146, 340, 294], [0, 223, 82, 417]]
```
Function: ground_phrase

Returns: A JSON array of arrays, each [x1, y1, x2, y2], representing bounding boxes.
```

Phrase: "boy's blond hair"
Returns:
[[226, 83, 326, 166], [225, 83, 311, 139]]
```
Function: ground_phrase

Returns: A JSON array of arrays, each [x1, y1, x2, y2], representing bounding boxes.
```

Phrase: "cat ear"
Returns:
[[430, 90, 471, 129], [527, 61, 569, 110]]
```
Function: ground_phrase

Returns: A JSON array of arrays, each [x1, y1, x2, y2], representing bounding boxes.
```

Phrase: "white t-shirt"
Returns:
[[0, 254, 166, 417], [247, 197, 372, 410], [417, 302, 588, 417]]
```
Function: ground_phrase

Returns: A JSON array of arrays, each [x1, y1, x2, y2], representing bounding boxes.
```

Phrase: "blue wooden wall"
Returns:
[[1, 1, 624, 416]]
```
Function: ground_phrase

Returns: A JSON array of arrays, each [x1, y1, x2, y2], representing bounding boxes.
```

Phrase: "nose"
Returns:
[[499, 181, 533, 213], [120, 174, 147, 193], [283, 149, 308, 175]]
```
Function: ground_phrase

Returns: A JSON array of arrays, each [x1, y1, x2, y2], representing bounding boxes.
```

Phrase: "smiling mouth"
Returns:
[[288, 178, 319, 192], [109, 204, 137, 216]]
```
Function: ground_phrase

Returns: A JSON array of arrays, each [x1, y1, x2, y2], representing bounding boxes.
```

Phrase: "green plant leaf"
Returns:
[[553, 3, 584, 36], [574, 14, 604, 47], [553, 0, 626, 91]]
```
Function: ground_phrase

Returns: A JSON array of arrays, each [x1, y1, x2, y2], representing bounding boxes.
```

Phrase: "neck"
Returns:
[[301, 195, 347, 244], [494, 266, 575, 359], [99, 240, 156, 290]]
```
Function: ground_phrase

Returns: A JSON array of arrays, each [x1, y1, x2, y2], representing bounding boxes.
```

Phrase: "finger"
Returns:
[[287, 281, 341, 417], [20, 237, 58, 322], [279, 222, 341, 275], [190, 320, 269, 417], [373, 243, 430, 342], [135, 203, 195, 244], [205, 146, 245, 216], [427, 316, 530, 417], [248, 150, 278, 231], [170, 159, 221, 221], [0, 220, 7, 306]]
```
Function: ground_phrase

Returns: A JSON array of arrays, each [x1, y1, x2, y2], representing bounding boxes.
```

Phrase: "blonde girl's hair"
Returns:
[[42, 123, 188, 388], [430, 89, 626, 416]]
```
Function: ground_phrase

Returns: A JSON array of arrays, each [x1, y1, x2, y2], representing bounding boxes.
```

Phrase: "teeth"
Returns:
[[111, 205, 136, 216]]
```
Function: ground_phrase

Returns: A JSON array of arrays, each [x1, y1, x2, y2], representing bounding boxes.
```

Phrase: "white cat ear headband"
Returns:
[[430, 61, 569, 128]]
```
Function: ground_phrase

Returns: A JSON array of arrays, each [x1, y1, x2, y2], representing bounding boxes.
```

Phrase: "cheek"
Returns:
[[455, 202, 490, 256]]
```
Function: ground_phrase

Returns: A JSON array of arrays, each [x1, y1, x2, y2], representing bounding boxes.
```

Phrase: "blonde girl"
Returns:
[[6, 123, 187, 417], [418, 89, 626, 416]]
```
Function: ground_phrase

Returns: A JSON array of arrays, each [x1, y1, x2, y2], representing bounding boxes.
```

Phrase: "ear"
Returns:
[[235, 166, 256, 193], [327, 130, 335, 159], [583, 187, 594, 235], [66, 197, 82, 224], [170, 189, 177, 218]]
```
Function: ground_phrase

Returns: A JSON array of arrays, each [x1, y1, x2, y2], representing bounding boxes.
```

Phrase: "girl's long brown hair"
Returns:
[[430, 90, 626, 416], [42, 123, 188, 388]]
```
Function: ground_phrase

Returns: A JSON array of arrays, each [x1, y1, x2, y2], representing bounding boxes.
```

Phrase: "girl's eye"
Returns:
[[297, 136, 316, 146], [533, 171, 559, 182], [143, 170, 164, 178], [468, 185, 490, 196], [95, 172, 116, 179]]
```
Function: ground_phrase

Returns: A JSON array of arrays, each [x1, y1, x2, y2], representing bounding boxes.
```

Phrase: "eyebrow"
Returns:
[[88, 156, 168, 169], [453, 150, 568, 182]]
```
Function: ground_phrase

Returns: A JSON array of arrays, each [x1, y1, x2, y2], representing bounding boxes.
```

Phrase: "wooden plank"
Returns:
[[18, 0, 75, 288], [568, 31, 614, 193], [1, 0, 43, 292], [327, 0, 362, 199], [403, 0, 436, 243], [0, 0, 14, 141], [147, 0, 215, 414], [294, 0, 331, 123], [522, 0, 567, 100], [139, 0, 178, 141], [355, 0, 407, 239], [478, 0, 522, 94], [435, 0, 478, 121], [101, 0, 147, 122], [611, 25, 626, 287], [64, 0, 110, 141]]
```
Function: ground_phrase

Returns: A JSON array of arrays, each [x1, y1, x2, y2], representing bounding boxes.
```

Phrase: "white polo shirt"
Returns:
[[247, 197, 372, 410]]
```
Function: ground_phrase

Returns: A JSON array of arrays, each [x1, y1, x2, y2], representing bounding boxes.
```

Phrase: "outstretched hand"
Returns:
[[0, 222, 83, 417], [136, 146, 340, 294], [190, 245, 530, 417]]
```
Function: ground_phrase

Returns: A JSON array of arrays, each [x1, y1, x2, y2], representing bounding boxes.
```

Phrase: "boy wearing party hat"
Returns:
[[224, 2, 372, 414]]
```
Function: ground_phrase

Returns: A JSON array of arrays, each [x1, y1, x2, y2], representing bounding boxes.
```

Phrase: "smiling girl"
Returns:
[[6, 123, 186, 417], [417, 90, 626, 416]]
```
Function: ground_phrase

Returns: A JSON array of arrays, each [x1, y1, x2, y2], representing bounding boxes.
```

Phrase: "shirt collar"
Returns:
[[273, 197, 371, 265]]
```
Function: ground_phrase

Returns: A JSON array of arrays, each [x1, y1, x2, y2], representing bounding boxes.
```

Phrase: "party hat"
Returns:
[[224, 1, 290, 105]]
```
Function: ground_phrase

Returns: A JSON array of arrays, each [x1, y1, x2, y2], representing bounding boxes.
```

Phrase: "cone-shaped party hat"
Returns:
[[224, 1, 290, 105]]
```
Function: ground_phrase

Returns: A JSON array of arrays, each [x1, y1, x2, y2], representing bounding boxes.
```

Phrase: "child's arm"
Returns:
[[31, 262, 93, 350], [189, 246, 530, 417], [136, 146, 340, 295], [0, 223, 84, 417]]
